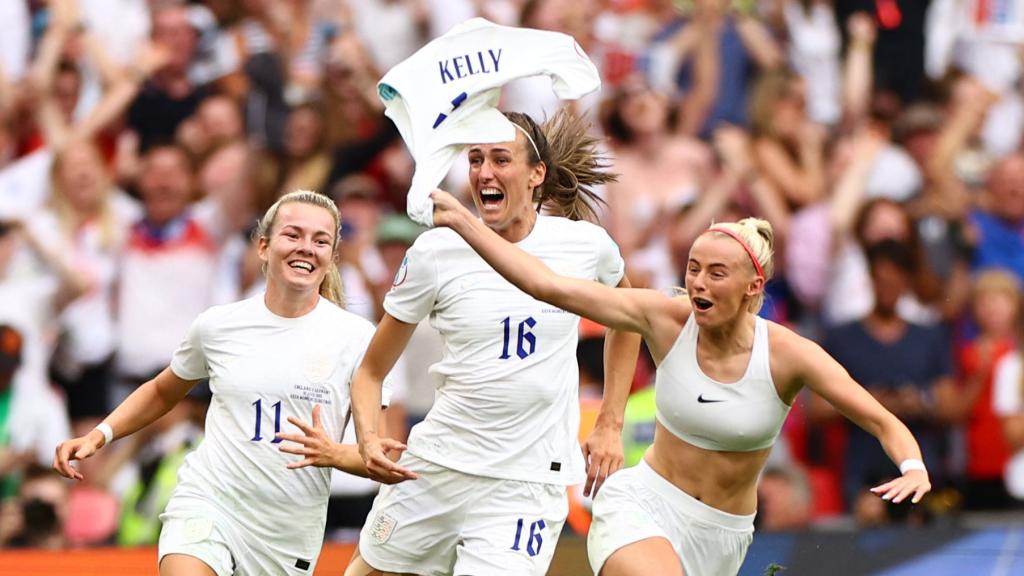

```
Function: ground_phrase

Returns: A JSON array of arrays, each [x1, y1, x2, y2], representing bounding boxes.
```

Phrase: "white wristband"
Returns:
[[95, 422, 113, 447], [899, 458, 926, 475]]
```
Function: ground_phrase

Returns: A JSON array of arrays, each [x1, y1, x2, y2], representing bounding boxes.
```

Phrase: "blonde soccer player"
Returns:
[[55, 191, 406, 575]]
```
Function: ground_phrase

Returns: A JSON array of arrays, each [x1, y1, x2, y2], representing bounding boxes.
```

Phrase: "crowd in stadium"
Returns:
[[0, 0, 1023, 557]]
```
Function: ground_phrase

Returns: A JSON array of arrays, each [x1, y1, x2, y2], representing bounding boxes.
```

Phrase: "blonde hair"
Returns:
[[748, 69, 799, 139], [254, 189, 346, 307], [705, 217, 775, 313], [973, 268, 1020, 304], [49, 143, 120, 250]]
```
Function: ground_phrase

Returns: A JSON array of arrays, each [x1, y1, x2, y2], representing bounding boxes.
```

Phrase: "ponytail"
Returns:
[[504, 109, 616, 223]]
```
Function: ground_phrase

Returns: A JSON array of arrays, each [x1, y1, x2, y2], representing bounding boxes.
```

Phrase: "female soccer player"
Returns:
[[429, 194, 932, 576], [346, 110, 641, 576], [54, 190, 405, 576]]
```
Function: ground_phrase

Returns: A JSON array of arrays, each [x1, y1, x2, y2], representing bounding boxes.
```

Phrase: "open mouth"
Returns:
[[692, 297, 713, 311], [479, 187, 505, 208], [289, 260, 315, 274]]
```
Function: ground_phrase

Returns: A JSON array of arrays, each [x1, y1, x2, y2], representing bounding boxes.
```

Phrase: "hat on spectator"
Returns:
[[0, 324, 23, 371], [329, 174, 381, 203], [376, 214, 426, 246]]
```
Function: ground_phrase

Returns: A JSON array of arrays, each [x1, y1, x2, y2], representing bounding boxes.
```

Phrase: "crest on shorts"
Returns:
[[369, 512, 397, 545]]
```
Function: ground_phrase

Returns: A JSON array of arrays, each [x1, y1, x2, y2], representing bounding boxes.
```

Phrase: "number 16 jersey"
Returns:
[[385, 215, 624, 485]]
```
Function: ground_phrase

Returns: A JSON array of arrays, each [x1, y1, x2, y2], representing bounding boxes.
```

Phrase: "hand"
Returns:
[[847, 12, 877, 47], [135, 41, 172, 77], [358, 432, 419, 484], [799, 122, 827, 148], [49, 0, 83, 33], [430, 189, 470, 230], [53, 428, 106, 481], [713, 125, 753, 178], [581, 422, 624, 497], [870, 469, 931, 504], [276, 405, 343, 469]]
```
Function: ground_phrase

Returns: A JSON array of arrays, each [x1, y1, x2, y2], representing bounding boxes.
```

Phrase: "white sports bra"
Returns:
[[655, 314, 791, 452]]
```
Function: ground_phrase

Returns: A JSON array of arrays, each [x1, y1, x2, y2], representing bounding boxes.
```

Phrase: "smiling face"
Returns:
[[467, 131, 546, 242], [56, 143, 107, 215], [258, 202, 337, 300], [685, 233, 763, 326]]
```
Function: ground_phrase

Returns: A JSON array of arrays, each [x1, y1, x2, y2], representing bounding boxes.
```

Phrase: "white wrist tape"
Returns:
[[899, 458, 927, 475], [95, 422, 113, 447]]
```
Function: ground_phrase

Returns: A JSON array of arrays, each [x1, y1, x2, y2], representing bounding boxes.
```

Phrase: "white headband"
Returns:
[[512, 123, 541, 160]]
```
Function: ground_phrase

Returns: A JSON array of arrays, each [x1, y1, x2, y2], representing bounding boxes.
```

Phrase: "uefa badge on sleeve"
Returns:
[[392, 256, 409, 288]]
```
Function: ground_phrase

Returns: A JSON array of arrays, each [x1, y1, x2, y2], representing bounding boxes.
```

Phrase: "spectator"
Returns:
[[0, 465, 68, 549], [993, 300, 1024, 502], [968, 153, 1024, 282], [756, 465, 813, 532], [937, 269, 1019, 510], [824, 198, 945, 326], [749, 68, 827, 210], [127, 4, 210, 153], [114, 145, 226, 406], [780, 0, 842, 127], [651, 0, 782, 136], [35, 142, 139, 437], [601, 75, 712, 289], [835, 1, 931, 104], [824, 240, 952, 518], [329, 175, 388, 322]]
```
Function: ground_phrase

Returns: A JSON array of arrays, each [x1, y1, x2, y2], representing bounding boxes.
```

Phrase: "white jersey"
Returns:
[[385, 216, 624, 485], [168, 294, 376, 561], [378, 17, 601, 226]]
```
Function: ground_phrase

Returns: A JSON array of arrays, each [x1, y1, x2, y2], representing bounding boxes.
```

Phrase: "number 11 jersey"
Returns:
[[168, 295, 377, 560]]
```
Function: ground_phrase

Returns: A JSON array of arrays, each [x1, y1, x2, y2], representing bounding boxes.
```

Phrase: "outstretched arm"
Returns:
[[781, 329, 931, 504], [431, 190, 668, 339], [351, 314, 419, 483], [54, 367, 197, 480]]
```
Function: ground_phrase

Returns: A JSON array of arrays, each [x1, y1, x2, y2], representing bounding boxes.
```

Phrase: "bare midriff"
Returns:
[[645, 421, 772, 516]]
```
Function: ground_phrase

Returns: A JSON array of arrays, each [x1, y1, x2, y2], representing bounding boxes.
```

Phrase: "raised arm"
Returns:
[[841, 12, 876, 132], [53, 367, 198, 480], [351, 313, 419, 483], [778, 328, 931, 504], [431, 190, 670, 340]]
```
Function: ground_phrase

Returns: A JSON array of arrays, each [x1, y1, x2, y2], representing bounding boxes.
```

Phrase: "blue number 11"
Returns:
[[251, 399, 282, 443]]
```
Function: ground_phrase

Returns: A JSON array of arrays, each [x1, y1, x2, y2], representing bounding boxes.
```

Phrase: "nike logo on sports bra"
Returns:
[[697, 394, 725, 404]]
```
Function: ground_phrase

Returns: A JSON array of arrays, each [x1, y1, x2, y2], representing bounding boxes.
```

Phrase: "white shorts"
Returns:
[[158, 495, 319, 576], [587, 460, 754, 576], [359, 452, 569, 576]]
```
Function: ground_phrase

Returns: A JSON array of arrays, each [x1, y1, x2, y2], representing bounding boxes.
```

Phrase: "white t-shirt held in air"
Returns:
[[168, 294, 377, 559], [385, 215, 624, 485]]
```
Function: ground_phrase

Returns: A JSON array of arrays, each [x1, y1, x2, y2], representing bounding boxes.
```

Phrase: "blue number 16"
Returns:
[[500, 316, 537, 360], [511, 518, 546, 557]]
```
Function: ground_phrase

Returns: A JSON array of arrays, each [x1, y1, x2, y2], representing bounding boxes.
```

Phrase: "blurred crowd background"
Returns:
[[1, 0, 1024, 552]]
